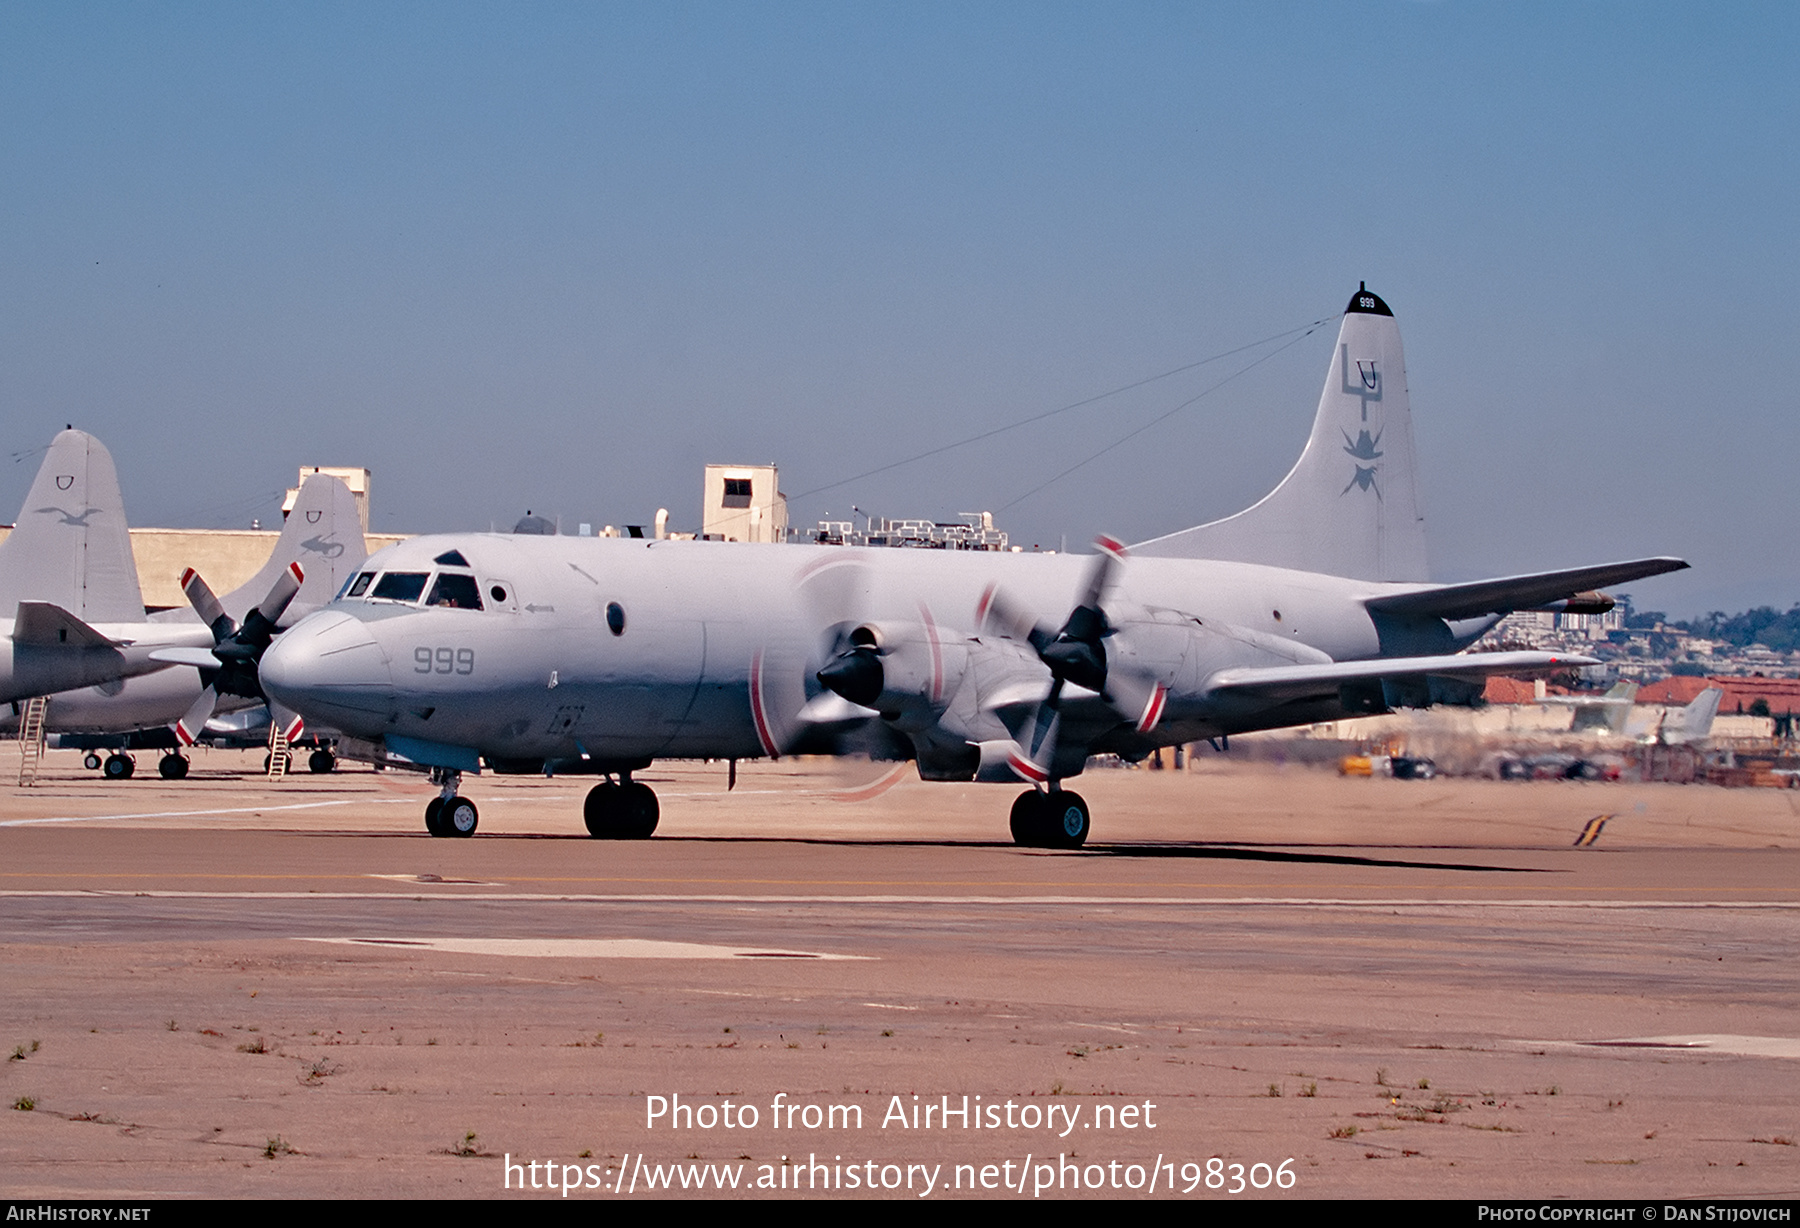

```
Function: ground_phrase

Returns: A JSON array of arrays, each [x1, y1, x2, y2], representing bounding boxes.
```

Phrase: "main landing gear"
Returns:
[[415, 768, 661, 839], [583, 776, 659, 839], [158, 753, 189, 780], [1009, 787, 1090, 849], [102, 752, 135, 780], [424, 767, 478, 838]]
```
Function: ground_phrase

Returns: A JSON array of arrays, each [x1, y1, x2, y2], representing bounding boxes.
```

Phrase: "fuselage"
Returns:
[[260, 534, 1491, 772]]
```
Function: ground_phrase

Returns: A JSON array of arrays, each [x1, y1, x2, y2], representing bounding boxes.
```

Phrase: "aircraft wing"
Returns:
[[1363, 558, 1688, 621], [1205, 650, 1595, 705], [12, 602, 123, 649]]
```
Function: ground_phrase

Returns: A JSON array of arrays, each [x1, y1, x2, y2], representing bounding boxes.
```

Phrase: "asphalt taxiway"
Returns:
[[1, 750, 1796, 1199]]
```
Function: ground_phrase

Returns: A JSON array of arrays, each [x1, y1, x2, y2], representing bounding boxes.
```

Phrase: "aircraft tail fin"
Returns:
[[221, 474, 368, 621], [1133, 285, 1429, 582], [0, 429, 146, 624], [1570, 681, 1639, 735], [1661, 686, 1723, 745]]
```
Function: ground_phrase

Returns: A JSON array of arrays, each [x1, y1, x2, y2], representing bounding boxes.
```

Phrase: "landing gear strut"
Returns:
[[1009, 787, 1089, 849], [583, 775, 659, 838], [424, 768, 478, 837]]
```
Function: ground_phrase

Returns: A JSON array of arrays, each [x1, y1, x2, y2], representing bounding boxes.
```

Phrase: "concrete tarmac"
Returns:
[[1, 749, 1796, 1200]]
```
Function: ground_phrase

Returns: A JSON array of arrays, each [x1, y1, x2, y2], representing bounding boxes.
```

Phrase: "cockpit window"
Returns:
[[346, 572, 375, 598], [370, 572, 429, 603], [426, 572, 484, 610], [433, 549, 471, 567]]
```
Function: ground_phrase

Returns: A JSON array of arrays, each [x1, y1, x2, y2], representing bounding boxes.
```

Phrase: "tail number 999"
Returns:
[[415, 647, 475, 675]]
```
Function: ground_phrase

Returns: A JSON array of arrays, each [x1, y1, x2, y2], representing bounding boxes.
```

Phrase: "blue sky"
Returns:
[[2, 3, 1794, 618]]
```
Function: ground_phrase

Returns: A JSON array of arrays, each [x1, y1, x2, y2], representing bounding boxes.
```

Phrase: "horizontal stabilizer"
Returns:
[[12, 602, 120, 649], [1207, 650, 1595, 706], [1364, 558, 1688, 622]]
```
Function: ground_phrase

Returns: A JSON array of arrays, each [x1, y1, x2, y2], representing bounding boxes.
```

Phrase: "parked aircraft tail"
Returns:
[[1660, 686, 1723, 745], [1568, 681, 1640, 735], [0, 428, 146, 624], [220, 474, 367, 622], [1134, 285, 1429, 582]]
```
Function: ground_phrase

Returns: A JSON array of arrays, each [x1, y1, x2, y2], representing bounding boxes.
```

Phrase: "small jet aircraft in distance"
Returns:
[[260, 286, 1688, 845], [1540, 681, 1723, 745], [1544, 681, 1641, 735]]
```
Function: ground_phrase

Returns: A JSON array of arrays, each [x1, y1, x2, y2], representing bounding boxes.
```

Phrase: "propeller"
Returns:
[[976, 535, 1168, 781], [749, 555, 884, 757], [781, 554, 971, 761], [169, 563, 306, 746]]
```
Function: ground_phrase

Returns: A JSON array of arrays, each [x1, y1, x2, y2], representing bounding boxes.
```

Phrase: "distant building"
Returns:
[[811, 511, 1010, 551], [1638, 675, 1800, 716], [701, 464, 787, 543]]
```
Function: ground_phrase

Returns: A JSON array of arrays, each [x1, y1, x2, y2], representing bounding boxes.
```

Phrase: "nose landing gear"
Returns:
[[424, 768, 478, 837]]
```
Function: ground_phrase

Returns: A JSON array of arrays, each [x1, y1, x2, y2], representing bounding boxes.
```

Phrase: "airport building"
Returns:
[[701, 463, 788, 543]]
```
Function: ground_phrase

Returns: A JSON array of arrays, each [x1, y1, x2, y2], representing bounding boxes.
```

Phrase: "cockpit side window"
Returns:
[[346, 572, 375, 598], [370, 572, 430, 603], [426, 572, 484, 610]]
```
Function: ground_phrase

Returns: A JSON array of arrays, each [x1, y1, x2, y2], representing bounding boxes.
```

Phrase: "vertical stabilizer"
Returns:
[[1661, 687, 1723, 745], [0, 429, 146, 623], [1572, 681, 1640, 735], [222, 474, 369, 621], [1133, 285, 1430, 581]]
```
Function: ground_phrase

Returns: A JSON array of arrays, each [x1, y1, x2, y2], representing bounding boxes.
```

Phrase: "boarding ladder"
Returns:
[[17, 696, 49, 786], [266, 719, 290, 781]]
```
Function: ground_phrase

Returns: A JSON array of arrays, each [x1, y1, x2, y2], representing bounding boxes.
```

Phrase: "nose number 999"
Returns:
[[415, 647, 475, 675]]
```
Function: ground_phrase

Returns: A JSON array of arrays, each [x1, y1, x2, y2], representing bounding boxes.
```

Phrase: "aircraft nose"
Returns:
[[262, 610, 397, 734]]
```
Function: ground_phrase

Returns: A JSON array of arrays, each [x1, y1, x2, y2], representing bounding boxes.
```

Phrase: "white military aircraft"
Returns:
[[0, 429, 366, 778], [259, 286, 1687, 844]]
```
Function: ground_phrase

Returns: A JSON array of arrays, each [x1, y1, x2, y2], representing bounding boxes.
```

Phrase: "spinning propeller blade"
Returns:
[[979, 536, 1166, 780]]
